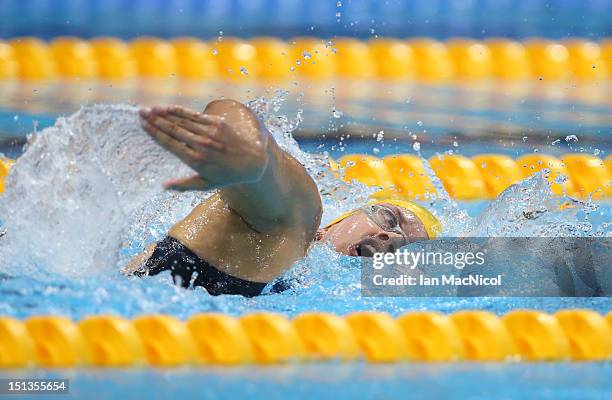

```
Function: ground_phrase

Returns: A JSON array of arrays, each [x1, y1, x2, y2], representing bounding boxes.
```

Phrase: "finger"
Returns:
[[163, 115, 226, 151], [139, 106, 171, 119], [166, 105, 225, 126], [164, 175, 218, 192], [145, 114, 209, 151], [141, 120, 205, 164]]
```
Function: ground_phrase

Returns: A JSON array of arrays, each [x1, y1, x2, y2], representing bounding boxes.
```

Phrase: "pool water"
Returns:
[[0, 88, 610, 399], [1, 362, 611, 400], [0, 89, 610, 315]]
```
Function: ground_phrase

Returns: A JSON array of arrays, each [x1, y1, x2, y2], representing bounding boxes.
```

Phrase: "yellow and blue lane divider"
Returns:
[[0, 310, 611, 367], [335, 153, 611, 200], [0, 158, 14, 194], [0, 36, 610, 81], [1, 154, 611, 199]]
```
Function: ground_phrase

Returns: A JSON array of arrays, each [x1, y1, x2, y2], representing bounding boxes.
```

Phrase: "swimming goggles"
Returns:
[[361, 203, 409, 245]]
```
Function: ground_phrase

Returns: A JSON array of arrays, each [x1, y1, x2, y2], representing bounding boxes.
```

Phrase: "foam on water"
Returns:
[[0, 94, 608, 318]]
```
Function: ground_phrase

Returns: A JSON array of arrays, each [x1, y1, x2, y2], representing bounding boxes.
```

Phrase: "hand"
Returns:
[[139, 105, 269, 191]]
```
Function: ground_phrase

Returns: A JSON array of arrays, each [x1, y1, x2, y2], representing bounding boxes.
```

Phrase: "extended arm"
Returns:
[[139, 100, 321, 236]]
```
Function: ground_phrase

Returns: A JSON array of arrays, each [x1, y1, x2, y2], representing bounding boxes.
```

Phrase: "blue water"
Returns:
[[1, 362, 611, 400]]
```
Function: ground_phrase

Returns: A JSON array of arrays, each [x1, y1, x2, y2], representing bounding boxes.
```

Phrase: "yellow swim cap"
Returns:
[[324, 198, 442, 238]]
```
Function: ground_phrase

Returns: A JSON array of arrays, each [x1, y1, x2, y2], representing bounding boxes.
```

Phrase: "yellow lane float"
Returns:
[[251, 37, 291, 80], [333, 38, 376, 79], [9, 37, 57, 80], [0, 41, 18, 79], [50, 37, 98, 78], [25, 316, 89, 367], [382, 154, 436, 199], [240, 313, 303, 364], [555, 309, 612, 361], [338, 154, 396, 190], [561, 154, 611, 199], [79, 315, 145, 367], [428, 154, 487, 200], [447, 38, 493, 79], [345, 312, 408, 363], [171, 37, 219, 80], [1, 36, 610, 81], [0, 158, 14, 194], [563, 40, 607, 80], [396, 311, 464, 361], [368, 38, 416, 80], [130, 37, 177, 78], [485, 39, 532, 80], [132, 315, 196, 366], [407, 38, 454, 81], [90, 37, 137, 79], [0, 317, 36, 368], [502, 310, 570, 361], [472, 154, 522, 198], [186, 313, 252, 365], [451, 311, 516, 361], [524, 39, 570, 81], [516, 154, 575, 196], [290, 37, 336, 79], [293, 312, 359, 361], [215, 38, 260, 80], [2, 310, 611, 368], [1, 154, 610, 200]]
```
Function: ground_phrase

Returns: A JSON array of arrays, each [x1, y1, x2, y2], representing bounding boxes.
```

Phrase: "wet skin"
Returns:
[[316, 203, 429, 257], [125, 100, 430, 285]]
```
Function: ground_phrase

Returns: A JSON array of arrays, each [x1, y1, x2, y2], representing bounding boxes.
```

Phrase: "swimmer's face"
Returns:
[[316, 203, 428, 257]]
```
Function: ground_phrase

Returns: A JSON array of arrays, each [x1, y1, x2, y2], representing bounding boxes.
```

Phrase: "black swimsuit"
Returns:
[[136, 236, 268, 297]]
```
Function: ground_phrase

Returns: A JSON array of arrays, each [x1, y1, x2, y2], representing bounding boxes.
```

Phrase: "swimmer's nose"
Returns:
[[376, 232, 390, 241], [374, 232, 403, 253]]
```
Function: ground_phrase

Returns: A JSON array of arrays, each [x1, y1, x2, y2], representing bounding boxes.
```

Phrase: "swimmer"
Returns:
[[124, 99, 440, 296]]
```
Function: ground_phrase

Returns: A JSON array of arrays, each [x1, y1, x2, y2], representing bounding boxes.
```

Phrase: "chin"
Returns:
[[344, 243, 359, 257]]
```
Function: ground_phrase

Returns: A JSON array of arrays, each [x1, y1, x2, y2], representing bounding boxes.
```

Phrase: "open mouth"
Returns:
[[354, 243, 378, 257]]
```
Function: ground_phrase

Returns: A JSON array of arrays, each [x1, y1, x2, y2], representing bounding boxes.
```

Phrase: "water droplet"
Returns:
[[551, 139, 561, 145], [593, 148, 600, 156], [416, 121, 423, 127], [332, 108, 342, 119], [239, 67, 248, 75], [376, 130, 384, 142], [412, 142, 421, 151], [13, 115, 18, 121], [522, 136, 528, 142], [336, 0, 342, 6], [335, 12, 341, 18], [302, 51, 312, 60], [211, 49, 218, 55], [373, 147, 380, 154], [452, 141, 458, 147], [565, 135, 578, 143]]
